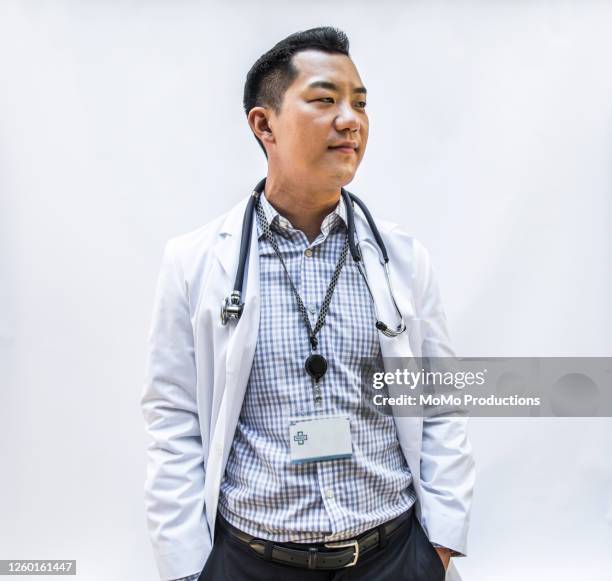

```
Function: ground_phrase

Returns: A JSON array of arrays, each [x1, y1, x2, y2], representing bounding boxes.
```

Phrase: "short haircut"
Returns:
[[243, 26, 350, 156]]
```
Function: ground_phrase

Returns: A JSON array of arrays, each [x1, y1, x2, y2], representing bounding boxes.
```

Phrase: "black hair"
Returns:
[[243, 26, 350, 156]]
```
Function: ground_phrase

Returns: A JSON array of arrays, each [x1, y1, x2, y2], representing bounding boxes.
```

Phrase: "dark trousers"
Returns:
[[198, 511, 446, 581]]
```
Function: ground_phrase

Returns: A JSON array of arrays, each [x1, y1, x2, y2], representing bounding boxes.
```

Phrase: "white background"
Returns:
[[1, 1, 611, 580]]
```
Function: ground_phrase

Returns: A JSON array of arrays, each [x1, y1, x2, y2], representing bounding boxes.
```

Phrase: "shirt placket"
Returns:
[[265, 202, 350, 539], [308, 225, 347, 536]]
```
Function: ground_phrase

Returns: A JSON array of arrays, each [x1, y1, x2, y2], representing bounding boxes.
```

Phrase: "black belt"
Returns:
[[217, 507, 413, 570]]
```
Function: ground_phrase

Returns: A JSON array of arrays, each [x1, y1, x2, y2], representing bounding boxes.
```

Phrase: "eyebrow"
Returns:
[[306, 80, 367, 95]]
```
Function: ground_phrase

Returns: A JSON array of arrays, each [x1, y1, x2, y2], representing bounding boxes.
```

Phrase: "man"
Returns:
[[141, 27, 475, 581]]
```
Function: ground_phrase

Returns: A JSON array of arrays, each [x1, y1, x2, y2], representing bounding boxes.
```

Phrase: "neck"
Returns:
[[264, 174, 341, 243]]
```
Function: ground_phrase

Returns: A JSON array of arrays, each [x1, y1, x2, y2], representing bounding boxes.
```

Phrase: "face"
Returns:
[[251, 50, 369, 190]]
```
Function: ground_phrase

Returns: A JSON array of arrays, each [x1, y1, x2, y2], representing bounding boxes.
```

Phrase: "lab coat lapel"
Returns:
[[355, 214, 423, 485], [205, 196, 261, 538], [354, 214, 412, 361], [223, 208, 260, 428]]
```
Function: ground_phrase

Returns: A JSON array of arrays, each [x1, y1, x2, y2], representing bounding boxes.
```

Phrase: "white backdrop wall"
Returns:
[[1, 1, 611, 580]]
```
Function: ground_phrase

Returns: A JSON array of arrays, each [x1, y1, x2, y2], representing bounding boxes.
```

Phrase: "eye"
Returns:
[[317, 97, 335, 103], [356, 101, 367, 109]]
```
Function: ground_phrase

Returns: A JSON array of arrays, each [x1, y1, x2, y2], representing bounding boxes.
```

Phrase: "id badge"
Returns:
[[289, 415, 353, 464]]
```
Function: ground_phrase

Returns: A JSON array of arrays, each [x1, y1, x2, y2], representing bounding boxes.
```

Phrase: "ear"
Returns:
[[248, 107, 276, 148]]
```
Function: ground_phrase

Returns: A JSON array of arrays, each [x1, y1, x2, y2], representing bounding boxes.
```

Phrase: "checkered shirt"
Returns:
[[215, 190, 416, 545]]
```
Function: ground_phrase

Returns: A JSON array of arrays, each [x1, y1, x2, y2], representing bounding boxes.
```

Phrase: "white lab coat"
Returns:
[[141, 194, 475, 581]]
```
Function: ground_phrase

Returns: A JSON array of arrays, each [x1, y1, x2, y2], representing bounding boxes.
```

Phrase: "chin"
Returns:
[[333, 167, 359, 188], [309, 161, 360, 189]]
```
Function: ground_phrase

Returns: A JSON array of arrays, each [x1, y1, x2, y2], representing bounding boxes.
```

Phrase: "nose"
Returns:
[[334, 101, 360, 134]]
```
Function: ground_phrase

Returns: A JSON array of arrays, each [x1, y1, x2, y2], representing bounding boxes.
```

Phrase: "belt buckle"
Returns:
[[323, 539, 359, 567]]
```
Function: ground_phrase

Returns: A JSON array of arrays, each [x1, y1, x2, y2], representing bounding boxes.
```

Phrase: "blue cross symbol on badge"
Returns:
[[294, 431, 308, 446]]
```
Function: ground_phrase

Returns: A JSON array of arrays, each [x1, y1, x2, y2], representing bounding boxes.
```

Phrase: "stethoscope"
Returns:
[[220, 178, 406, 338]]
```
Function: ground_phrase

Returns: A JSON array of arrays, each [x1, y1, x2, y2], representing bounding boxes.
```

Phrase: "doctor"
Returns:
[[141, 26, 475, 581]]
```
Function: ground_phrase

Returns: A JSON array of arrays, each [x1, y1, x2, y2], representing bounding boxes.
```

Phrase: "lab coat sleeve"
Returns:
[[412, 238, 476, 557], [141, 239, 210, 581]]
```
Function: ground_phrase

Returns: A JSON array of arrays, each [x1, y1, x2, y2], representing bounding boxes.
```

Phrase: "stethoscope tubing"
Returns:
[[222, 178, 406, 337]]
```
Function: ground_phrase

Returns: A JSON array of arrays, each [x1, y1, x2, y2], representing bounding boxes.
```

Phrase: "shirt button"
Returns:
[[304, 248, 313, 258], [325, 489, 334, 499], [308, 304, 317, 315]]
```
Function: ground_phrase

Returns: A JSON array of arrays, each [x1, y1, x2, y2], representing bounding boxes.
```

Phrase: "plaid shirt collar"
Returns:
[[256, 190, 348, 241]]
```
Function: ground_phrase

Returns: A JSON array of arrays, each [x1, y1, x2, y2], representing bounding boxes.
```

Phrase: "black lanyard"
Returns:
[[255, 195, 349, 404]]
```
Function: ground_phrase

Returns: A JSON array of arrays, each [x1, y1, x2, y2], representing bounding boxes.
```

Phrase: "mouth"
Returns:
[[328, 145, 358, 155]]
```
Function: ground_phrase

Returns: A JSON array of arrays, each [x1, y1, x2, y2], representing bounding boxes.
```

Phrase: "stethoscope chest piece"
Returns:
[[220, 290, 243, 325]]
